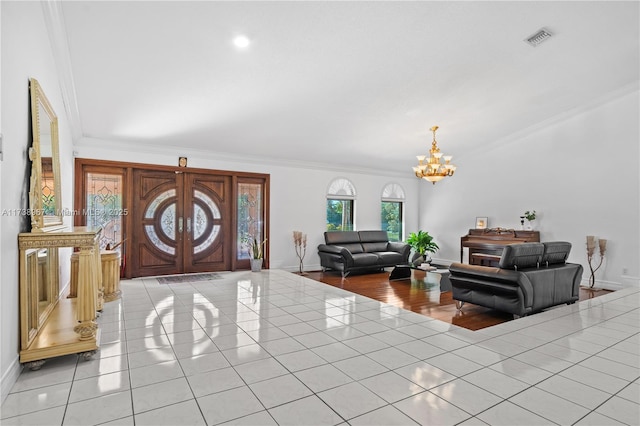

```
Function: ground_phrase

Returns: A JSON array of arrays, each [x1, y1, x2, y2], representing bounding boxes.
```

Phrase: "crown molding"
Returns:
[[74, 137, 412, 179], [41, 0, 82, 143], [459, 81, 640, 161]]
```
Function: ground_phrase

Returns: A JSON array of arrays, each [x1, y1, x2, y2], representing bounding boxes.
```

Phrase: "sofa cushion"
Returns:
[[542, 241, 571, 266], [498, 243, 544, 270], [362, 242, 389, 252], [351, 252, 380, 267]]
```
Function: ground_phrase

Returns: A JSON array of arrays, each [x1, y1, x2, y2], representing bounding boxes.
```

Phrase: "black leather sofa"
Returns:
[[318, 230, 411, 277], [449, 242, 583, 317]]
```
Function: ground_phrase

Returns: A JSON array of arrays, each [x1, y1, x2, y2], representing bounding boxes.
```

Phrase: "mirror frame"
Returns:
[[29, 78, 63, 231]]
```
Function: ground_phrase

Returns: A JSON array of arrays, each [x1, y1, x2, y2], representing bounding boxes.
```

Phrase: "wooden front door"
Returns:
[[183, 173, 231, 273], [131, 170, 231, 277]]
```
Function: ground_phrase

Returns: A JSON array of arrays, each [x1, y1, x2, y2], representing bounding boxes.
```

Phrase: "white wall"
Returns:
[[1, 1, 74, 403], [73, 141, 421, 272], [420, 90, 640, 290]]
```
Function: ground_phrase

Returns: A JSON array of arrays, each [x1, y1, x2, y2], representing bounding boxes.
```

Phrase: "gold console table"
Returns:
[[18, 226, 103, 368]]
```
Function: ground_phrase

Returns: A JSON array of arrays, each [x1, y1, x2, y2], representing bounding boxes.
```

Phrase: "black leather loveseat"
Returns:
[[318, 230, 411, 277], [449, 242, 583, 317]]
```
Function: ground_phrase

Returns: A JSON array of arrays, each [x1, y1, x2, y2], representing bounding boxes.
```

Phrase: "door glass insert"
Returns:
[[145, 189, 176, 219], [145, 225, 175, 255], [144, 189, 177, 256], [160, 203, 176, 240], [192, 190, 221, 254]]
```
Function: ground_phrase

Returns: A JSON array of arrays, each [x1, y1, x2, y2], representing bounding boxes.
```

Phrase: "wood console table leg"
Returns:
[[74, 246, 98, 341], [94, 243, 104, 312]]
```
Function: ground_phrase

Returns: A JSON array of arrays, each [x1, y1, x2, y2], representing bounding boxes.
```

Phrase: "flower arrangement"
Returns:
[[523, 210, 536, 221], [293, 231, 307, 274]]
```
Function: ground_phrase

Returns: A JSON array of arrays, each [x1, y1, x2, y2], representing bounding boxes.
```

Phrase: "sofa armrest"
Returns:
[[449, 263, 534, 308], [317, 244, 354, 262], [387, 242, 411, 258]]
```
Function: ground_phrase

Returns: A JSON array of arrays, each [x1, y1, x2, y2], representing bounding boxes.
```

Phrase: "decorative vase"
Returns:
[[250, 258, 263, 272], [410, 253, 424, 266], [526, 220, 535, 230]]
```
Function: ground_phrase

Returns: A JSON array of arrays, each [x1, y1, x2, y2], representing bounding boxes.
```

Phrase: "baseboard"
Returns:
[[580, 277, 627, 291], [621, 274, 640, 288], [1, 355, 22, 405]]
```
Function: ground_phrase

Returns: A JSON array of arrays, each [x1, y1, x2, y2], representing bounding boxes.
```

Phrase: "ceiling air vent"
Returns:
[[525, 28, 553, 47]]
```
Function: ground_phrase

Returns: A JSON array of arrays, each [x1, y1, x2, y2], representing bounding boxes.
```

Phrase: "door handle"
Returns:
[[187, 218, 192, 235], [178, 217, 183, 234]]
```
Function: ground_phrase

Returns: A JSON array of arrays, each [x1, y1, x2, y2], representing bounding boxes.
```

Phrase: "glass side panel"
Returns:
[[86, 172, 124, 250], [237, 183, 262, 260], [381, 201, 402, 242]]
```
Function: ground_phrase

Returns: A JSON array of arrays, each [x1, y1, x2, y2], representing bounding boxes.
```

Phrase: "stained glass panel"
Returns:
[[195, 224, 220, 254], [41, 158, 56, 216], [86, 172, 123, 250], [144, 225, 175, 255], [237, 183, 262, 259], [145, 189, 176, 219], [160, 203, 176, 240]]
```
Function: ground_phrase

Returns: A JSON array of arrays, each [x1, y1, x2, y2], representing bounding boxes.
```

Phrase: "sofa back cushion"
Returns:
[[358, 231, 389, 253], [324, 231, 360, 245], [324, 231, 364, 254], [358, 230, 389, 243], [499, 243, 544, 270], [542, 241, 571, 266]]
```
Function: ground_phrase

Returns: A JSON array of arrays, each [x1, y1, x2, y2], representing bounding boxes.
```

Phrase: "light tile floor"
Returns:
[[1, 270, 638, 425]]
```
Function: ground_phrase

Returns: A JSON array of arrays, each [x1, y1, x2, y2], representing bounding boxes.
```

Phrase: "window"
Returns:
[[381, 183, 405, 242], [326, 178, 356, 231]]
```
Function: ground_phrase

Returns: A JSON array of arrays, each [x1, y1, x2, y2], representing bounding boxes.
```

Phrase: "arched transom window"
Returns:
[[326, 178, 356, 231], [381, 183, 405, 242]]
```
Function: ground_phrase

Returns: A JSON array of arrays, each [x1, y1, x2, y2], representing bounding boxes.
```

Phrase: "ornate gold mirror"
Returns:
[[29, 78, 63, 231]]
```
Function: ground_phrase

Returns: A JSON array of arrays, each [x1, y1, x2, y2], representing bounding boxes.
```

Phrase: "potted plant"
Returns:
[[524, 210, 536, 230], [249, 237, 266, 272], [406, 231, 439, 265]]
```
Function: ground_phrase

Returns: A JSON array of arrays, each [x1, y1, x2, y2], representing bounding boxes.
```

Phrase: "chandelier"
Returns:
[[412, 125, 457, 184]]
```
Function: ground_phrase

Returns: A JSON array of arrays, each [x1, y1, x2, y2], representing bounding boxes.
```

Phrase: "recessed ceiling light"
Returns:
[[233, 35, 251, 49]]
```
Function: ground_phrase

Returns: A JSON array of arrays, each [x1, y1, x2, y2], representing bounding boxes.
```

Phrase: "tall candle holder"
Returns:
[[293, 230, 307, 275], [586, 235, 607, 288]]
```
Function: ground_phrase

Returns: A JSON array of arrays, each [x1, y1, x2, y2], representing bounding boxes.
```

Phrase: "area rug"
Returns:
[[157, 273, 223, 284]]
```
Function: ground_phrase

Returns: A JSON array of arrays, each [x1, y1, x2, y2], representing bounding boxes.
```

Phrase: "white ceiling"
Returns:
[[59, 1, 639, 173]]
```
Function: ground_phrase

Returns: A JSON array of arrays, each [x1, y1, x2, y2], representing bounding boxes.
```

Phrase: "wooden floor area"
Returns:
[[303, 269, 611, 331]]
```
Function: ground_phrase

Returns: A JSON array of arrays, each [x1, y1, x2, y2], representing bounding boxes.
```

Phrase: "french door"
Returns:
[[131, 170, 231, 277], [75, 159, 269, 278]]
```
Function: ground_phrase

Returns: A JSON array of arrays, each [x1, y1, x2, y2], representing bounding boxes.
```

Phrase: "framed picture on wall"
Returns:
[[475, 217, 488, 229]]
